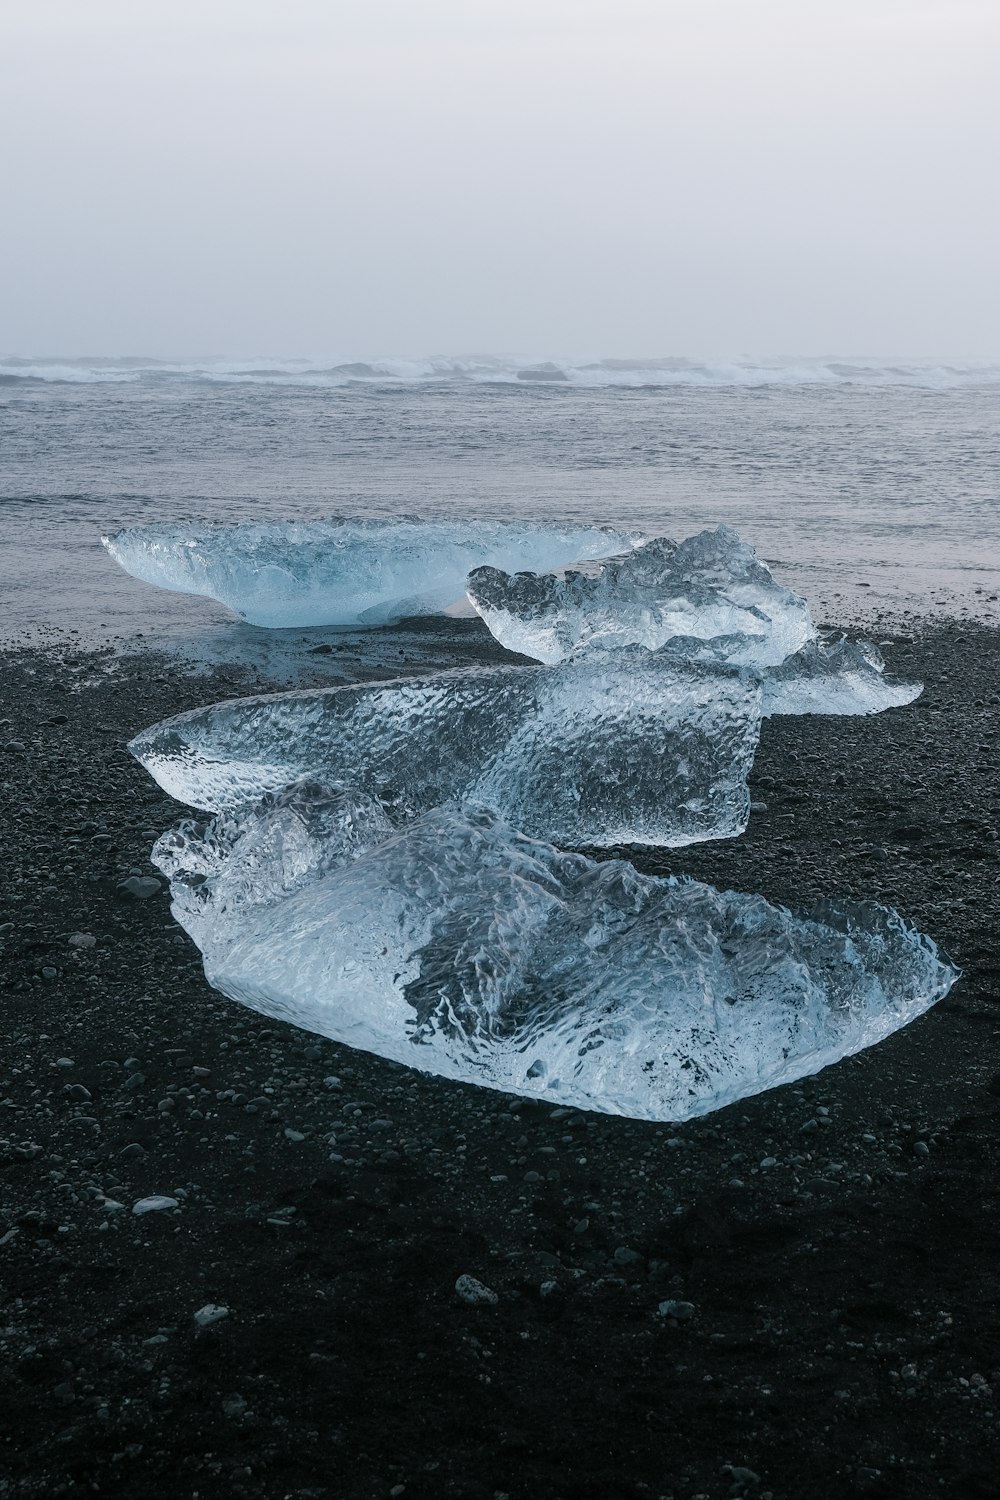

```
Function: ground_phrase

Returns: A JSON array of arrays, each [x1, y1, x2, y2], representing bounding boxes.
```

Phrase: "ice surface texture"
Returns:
[[467, 526, 815, 666], [103, 517, 637, 628], [153, 784, 956, 1122], [130, 652, 763, 849]]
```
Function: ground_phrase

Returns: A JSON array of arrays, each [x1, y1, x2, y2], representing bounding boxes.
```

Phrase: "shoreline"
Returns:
[[3, 619, 1000, 1499]]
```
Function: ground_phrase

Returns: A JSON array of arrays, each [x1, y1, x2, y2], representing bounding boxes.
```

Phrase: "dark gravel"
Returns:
[[2, 620, 1000, 1500]]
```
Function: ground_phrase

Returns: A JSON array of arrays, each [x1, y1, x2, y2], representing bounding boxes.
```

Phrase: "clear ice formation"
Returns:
[[758, 636, 922, 717], [647, 634, 923, 717], [466, 526, 816, 666], [129, 652, 763, 849], [102, 517, 638, 628], [152, 783, 956, 1122]]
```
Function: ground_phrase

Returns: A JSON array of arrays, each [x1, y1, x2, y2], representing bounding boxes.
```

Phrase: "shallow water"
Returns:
[[2, 359, 998, 669]]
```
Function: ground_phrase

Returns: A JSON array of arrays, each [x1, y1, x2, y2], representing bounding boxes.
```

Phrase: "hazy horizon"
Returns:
[[3, 0, 998, 357], [3, 350, 1000, 363]]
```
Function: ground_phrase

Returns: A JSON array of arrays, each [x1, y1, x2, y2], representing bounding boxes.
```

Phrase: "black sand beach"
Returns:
[[2, 620, 999, 1500]]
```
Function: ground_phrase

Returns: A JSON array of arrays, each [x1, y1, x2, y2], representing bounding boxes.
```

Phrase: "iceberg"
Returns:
[[466, 526, 815, 666], [129, 652, 763, 849], [152, 784, 956, 1122], [102, 516, 638, 628]]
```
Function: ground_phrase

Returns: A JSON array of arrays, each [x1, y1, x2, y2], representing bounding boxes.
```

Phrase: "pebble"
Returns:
[[194, 1303, 231, 1327], [132, 1195, 179, 1215], [118, 876, 162, 900], [454, 1274, 499, 1307], [657, 1300, 697, 1322]]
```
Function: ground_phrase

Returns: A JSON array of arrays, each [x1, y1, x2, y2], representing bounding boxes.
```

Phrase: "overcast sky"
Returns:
[[2, 0, 997, 357]]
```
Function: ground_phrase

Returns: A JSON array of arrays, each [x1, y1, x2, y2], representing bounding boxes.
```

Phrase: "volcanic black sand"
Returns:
[[2, 619, 1000, 1500]]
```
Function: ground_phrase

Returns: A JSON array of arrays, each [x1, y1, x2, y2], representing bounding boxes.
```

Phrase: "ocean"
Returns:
[[2, 354, 999, 665]]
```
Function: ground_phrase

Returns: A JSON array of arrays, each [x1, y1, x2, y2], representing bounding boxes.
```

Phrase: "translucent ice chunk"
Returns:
[[637, 633, 923, 717], [466, 526, 815, 666], [153, 787, 956, 1122], [102, 516, 638, 628], [130, 652, 763, 849], [760, 637, 923, 716]]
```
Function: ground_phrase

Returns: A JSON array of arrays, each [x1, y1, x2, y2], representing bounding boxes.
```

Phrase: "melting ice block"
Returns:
[[130, 652, 763, 848], [467, 526, 815, 666], [153, 784, 956, 1122], [760, 636, 922, 717], [102, 517, 637, 628], [646, 634, 923, 718]]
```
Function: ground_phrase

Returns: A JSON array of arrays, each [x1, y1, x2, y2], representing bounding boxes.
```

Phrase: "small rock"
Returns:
[[118, 876, 162, 900], [657, 1299, 697, 1322], [722, 1464, 761, 1491], [132, 1195, 179, 1216], [194, 1304, 230, 1328], [68, 932, 97, 949], [455, 1274, 499, 1307]]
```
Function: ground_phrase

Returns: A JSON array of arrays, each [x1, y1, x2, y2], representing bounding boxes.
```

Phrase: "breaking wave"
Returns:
[[2, 355, 1000, 390]]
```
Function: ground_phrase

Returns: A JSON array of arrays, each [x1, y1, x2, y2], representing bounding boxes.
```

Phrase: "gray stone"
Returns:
[[455, 1274, 499, 1307], [118, 876, 162, 900], [194, 1303, 230, 1327], [132, 1195, 179, 1215], [657, 1299, 697, 1322]]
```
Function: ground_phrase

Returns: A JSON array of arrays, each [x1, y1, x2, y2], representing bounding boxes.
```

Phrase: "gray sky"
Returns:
[[2, 0, 997, 357]]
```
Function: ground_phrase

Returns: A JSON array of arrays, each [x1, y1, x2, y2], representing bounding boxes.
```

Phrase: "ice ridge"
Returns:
[[466, 526, 816, 667], [102, 516, 639, 628], [152, 784, 957, 1123], [129, 651, 763, 849]]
